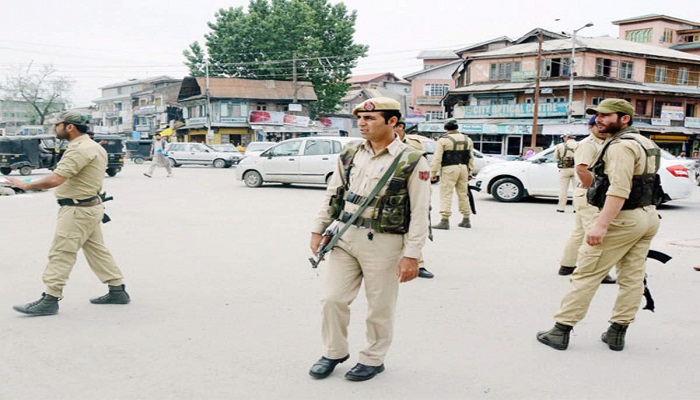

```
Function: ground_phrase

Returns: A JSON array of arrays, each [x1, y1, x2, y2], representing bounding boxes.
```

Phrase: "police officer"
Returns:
[[308, 97, 431, 381], [537, 99, 661, 351], [430, 119, 474, 229], [558, 116, 616, 284], [554, 133, 578, 213], [7, 111, 130, 316]]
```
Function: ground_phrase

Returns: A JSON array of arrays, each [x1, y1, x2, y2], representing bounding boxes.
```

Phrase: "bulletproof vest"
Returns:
[[328, 141, 423, 234], [587, 133, 664, 210], [557, 143, 575, 168], [441, 134, 471, 167]]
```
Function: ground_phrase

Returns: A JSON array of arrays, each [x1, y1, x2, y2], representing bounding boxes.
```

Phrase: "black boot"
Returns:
[[90, 285, 130, 304], [601, 323, 628, 351], [558, 266, 576, 276], [418, 267, 434, 279], [13, 293, 59, 316], [537, 322, 572, 350]]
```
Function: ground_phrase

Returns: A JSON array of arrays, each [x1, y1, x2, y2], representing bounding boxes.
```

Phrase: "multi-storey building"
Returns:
[[0, 98, 65, 134], [441, 30, 700, 156], [131, 77, 183, 138], [403, 50, 461, 124], [614, 14, 700, 56], [176, 77, 319, 145]]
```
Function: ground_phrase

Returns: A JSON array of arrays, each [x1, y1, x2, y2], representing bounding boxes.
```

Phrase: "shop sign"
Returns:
[[684, 117, 700, 128], [651, 118, 671, 126], [660, 105, 685, 121], [454, 102, 568, 119]]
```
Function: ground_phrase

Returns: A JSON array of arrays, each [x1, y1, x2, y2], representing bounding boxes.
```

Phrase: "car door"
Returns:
[[298, 139, 334, 183], [167, 143, 186, 164], [260, 140, 302, 182], [526, 148, 562, 197], [189, 143, 214, 165]]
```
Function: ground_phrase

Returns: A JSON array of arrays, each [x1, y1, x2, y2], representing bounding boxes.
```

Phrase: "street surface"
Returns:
[[1, 162, 699, 400]]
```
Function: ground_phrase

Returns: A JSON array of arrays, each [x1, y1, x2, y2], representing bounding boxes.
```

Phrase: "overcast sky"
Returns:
[[1, 0, 698, 107]]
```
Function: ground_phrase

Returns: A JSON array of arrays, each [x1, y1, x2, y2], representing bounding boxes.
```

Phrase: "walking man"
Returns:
[[430, 119, 474, 230], [6, 111, 130, 316], [308, 97, 431, 381], [558, 116, 616, 284], [144, 133, 173, 178], [555, 133, 577, 212], [537, 99, 662, 351]]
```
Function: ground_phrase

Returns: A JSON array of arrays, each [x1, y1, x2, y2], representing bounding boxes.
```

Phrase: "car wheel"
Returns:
[[106, 167, 117, 177], [325, 173, 333, 185], [491, 177, 524, 202], [19, 166, 32, 176], [243, 170, 263, 187], [213, 158, 226, 168], [0, 167, 11, 175], [134, 157, 144, 164], [169, 158, 180, 168]]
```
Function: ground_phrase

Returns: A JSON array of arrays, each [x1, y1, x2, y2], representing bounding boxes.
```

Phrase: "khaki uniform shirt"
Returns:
[[602, 127, 659, 200], [313, 137, 431, 259], [575, 134, 605, 186], [53, 134, 107, 200], [554, 139, 578, 166], [430, 131, 474, 176], [403, 136, 424, 152]]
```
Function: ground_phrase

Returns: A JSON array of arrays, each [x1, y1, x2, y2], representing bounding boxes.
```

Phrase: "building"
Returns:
[[176, 76, 319, 145], [614, 14, 700, 56], [403, 50, 461, 124], [131, 78, 183, 138], [0, 98, 65, 135], [441, 30, 700, 157]]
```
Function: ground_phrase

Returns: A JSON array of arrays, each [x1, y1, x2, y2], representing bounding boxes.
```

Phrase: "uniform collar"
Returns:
[[361, 135, 404, 156], [68, 134, 90, 147]]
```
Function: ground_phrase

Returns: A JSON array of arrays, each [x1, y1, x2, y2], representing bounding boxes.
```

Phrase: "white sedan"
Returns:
[[235, 136, 362, 187], [474, 146, 695, 203]]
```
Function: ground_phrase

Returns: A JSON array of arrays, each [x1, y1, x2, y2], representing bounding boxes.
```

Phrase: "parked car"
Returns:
[[472, 150, 506, 175], [236, 136, 362, 187], [474, 146, 695, 203], [244, 141, 275, 157], [211, 144, 245, 165], [165, 142, 238, 168]]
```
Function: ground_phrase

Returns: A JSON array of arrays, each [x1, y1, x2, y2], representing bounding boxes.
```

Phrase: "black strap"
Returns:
[[57, 195, 99, 206]]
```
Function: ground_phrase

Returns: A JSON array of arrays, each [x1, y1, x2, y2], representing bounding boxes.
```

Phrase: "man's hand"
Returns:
[[585, 223, 608, 246], [3, 177, 28, 191], [396, 257, 419, 283], [310, 233, 323, 257]]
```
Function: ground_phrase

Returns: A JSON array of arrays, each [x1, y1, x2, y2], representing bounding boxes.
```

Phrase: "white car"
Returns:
[[244, 142, 275, 157], [474, 146, 695, 203], [236, 136, 362, 187], [406, 134, 504, 174], [166, 142, 238, 168]]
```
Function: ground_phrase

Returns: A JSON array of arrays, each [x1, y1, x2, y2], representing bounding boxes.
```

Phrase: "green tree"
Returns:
[[183, 0, 368, 116], [0, 63, 73, 125]]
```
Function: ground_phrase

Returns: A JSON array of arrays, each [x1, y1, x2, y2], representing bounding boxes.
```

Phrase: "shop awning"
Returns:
[[160, 127, 174, 136]]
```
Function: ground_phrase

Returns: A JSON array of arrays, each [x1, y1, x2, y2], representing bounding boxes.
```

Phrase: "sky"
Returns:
[[1, 0, 699, 107]]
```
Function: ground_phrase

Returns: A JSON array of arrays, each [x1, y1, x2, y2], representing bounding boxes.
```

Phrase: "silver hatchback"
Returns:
[[166, 142, 238, 168]]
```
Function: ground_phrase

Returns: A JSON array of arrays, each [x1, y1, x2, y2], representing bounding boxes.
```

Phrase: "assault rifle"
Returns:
[[308, 221, 340, 269]]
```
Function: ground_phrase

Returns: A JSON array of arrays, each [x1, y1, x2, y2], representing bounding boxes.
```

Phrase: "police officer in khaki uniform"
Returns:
[[394, 120, 434, 279], [7, 111, 130, 316], [430, 120, 474, 229], [558, 117, 615, 284], [538, 99, 661, 351], [554, 133, 578, 212], [308, 97, 431, 381]]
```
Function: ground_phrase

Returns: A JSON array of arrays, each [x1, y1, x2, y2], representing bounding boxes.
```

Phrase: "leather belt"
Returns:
[[57, 196, 101, 207], [340, 211, 379, 230]]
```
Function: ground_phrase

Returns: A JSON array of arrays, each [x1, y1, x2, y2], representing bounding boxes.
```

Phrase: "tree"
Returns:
[[183, 0, 368, 116], [0, 63, 73, 125]]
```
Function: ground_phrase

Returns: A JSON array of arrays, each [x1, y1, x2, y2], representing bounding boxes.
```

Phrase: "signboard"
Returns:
[[417, 122, 532, 134], [220, 117, 247, 123], [651, 118, 671, 126], [405, 113, 426, 124], [684, 117, 700, 128], [317, 117, 352, 131], [540, 88, 553, 94], [283, 114, 311, 127], [248, 110, 284, 125], [660, 105, 685, 121], [288, 103, 302, 112], [511, 70, 536, 82], [454, 102, 568, 119]]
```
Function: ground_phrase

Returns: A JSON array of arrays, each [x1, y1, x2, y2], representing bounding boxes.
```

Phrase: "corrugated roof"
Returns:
[[417, 50, 459, 59], [467, 36, 700, 62], [612, 14, 700, 27], [348, 72, 402, 84], [189, 77, 317, 101], [454, 36, 512, 54], [403, 59, 462, 80], [99, 75, 177, 90], [447, 79, 700, 96]]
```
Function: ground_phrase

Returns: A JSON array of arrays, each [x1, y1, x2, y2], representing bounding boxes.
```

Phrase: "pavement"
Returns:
[[1, 163, 699, 400]]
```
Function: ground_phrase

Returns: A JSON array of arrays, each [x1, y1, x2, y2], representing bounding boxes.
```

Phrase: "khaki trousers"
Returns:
[[43, 205, 124, 298], [560, 188, 599, 267], [555, 207, 660, 326], [557, 168, 575, 210], [321, 224, 403, 366], [438, 165, 470, 218]]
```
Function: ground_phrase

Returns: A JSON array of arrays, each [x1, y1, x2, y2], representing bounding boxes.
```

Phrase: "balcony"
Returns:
[[416, 96, 442, 105]]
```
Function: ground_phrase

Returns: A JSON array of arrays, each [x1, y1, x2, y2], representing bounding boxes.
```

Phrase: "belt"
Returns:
[[340, 211, 379, 230], [57, 196, 101, 207]]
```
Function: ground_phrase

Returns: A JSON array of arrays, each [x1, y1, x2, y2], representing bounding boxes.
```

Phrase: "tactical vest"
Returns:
[[587, 134, 664, 210], [328, 141, 423, 234], [441, 135, 471, 167], [557, 144, 575, 168]]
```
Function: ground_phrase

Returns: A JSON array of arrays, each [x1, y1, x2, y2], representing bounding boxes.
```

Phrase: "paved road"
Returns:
[[1, 163, 699, 400]]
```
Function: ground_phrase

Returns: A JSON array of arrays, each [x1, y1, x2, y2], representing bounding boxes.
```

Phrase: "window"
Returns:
[[489, 62, 521, 81], [425, 111, 444, 121], [635, 100, 647, 116], [270, 141, 301, 156], [469, 134, 502, 154], [256, 103, 267, 111], [655, 66, 667, 82], [543, 97, 566, 103], [625, 28, 652, 43], [591, 97, 604, 105], [662, 29, 674, 44], [304, 140, 332, 156], [678, 68, 689, 85], [619, 62, 634, 80], [423, 83, 450, 97], [596, 58, 618, 78], [541, 58, 570, 77]]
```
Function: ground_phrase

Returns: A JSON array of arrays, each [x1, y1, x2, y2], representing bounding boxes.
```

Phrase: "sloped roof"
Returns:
[[403, 59, 462, 80], [513, 28, 569, 44], [417, 50, 459, 60], [612, 14, 700, 27], [348, 72, 403, 84], [99, 75, 178, 90], [179, 77, 317, 101], [467, 36, 700, 63], [454, 36, 512, 54]]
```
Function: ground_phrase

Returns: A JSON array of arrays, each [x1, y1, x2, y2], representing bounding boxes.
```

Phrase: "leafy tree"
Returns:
[[0, 63, 73, 125], [183, 0, 368, 116]]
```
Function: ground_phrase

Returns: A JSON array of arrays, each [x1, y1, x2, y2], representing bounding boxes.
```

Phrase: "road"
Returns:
[[1, 163, 699, 400]]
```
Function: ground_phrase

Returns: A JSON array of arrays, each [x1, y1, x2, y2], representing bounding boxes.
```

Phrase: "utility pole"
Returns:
[[531, 30, 543, 149], [292, 51, 298, 104], [205, 60, 213, 144], [567, 23, 594, 123]]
